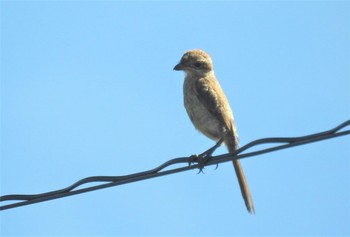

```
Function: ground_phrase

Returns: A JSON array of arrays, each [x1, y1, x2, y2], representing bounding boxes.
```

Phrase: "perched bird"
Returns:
[[173, 49, 255, 214]]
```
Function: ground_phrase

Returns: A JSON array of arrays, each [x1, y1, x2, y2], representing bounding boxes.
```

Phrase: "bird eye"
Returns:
[[194, 62, 202, 68]]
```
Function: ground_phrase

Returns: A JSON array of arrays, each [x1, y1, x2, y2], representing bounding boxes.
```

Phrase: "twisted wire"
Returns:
[[1, 120, 349, 211]]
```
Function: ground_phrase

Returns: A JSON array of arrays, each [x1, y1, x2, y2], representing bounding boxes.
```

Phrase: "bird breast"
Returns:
[[183, 77, 224, 141]]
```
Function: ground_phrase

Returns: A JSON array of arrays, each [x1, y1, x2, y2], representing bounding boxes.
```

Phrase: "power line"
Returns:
[[1, 120, 349, 211]]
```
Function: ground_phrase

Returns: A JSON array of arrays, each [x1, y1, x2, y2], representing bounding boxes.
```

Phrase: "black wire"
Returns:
[[1, 120, 349, 211]]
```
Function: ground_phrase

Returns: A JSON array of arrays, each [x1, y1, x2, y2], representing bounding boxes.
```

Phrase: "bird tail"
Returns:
[[227, 138, 255, 214]]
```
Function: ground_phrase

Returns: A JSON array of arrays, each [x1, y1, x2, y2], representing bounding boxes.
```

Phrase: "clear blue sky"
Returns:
[[1, 1, 349, 236]]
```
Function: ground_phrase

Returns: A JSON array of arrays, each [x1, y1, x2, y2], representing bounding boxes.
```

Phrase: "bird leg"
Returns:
[[188, 138, 224, 173], [200, 138, 224, 158]]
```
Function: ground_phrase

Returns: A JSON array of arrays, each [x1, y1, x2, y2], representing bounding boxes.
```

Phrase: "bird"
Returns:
[[173, 49, 255, 214]]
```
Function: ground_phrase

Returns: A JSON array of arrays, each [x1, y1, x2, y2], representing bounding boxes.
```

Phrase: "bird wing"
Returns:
[[194, 77, 234, 133]]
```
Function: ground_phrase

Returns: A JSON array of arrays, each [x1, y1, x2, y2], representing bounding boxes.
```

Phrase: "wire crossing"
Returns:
[[1, 120, 349, 211]]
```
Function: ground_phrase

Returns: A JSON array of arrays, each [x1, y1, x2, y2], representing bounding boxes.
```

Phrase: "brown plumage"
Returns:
[[174, 49, 255, 214]]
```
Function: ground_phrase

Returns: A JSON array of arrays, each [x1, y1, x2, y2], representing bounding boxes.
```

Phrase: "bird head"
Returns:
[[173, 49, 213, 75]]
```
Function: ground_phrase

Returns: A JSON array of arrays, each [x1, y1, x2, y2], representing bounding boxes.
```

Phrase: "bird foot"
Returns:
[[188, 154, 206, 174], [188, 138, 224, 173], [188, 153, 219, 174]]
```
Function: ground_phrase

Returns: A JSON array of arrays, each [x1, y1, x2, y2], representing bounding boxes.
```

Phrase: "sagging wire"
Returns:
[[1, 120, 349, 211]]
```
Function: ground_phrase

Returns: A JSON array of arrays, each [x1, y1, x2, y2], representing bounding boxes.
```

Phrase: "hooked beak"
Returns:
[[173, 63, 184, 71]]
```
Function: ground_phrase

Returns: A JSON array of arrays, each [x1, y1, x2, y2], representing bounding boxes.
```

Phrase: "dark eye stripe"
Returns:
[[194, 62, 202, 68]]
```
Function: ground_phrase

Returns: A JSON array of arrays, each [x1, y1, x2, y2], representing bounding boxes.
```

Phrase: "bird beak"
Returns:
[[173, 63, 184, 71]]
